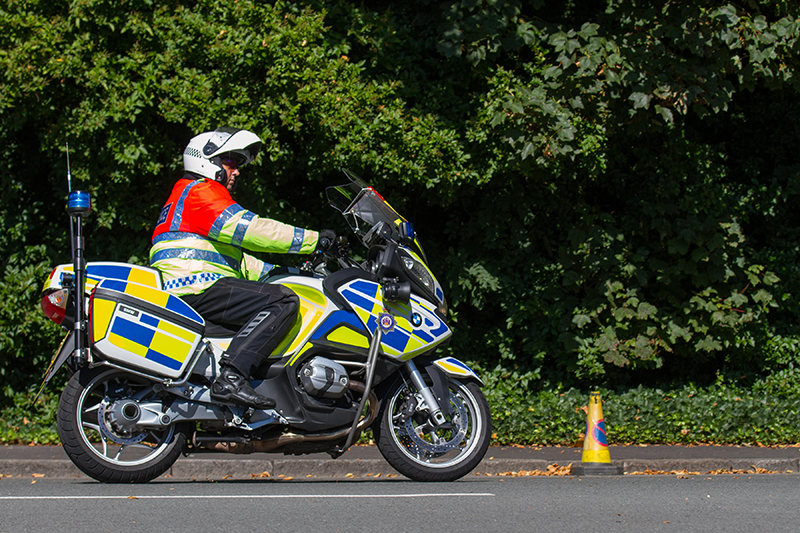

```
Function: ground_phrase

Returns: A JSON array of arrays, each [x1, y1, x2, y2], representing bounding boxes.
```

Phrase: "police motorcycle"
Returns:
[[39, 170, 491, 483]]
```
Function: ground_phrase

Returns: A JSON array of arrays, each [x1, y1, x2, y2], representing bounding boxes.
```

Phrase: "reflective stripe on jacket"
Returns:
[[149, 176, 318, 296]]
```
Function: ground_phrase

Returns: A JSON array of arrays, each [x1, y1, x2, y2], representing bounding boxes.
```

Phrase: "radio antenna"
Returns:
[[66, 142, 72, 193]]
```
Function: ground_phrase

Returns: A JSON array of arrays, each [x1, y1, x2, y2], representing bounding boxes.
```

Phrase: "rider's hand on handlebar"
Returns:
[[316, 229, 338, 254]]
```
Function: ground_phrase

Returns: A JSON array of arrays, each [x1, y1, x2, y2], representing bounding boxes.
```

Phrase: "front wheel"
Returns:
[[375, 377, 491, 481], [57, 367, 188, 483]]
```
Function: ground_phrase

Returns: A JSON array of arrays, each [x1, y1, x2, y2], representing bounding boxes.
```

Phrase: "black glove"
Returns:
[[316, 229, 337, 253]]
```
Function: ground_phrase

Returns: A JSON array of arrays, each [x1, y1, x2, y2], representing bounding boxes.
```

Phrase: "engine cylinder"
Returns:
[[299, 357, 350, 399]]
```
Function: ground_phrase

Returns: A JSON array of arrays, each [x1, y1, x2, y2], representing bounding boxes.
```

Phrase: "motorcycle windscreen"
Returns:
[[327, 172, 407, 237], [326, 171, 429, 261], [90, 279, 205, 378]]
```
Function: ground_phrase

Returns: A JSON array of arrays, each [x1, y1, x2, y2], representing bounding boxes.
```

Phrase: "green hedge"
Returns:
[[0, 389, 59, 445], [483, 367, 800, 445], [5, 369, 800, 446]]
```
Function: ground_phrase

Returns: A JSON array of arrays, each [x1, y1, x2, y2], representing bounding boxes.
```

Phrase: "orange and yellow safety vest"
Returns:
[[149, 176, 318, 296]]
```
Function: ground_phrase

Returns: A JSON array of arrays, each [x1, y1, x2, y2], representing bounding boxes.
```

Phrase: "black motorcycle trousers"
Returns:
[[181, 278, 299, 377]]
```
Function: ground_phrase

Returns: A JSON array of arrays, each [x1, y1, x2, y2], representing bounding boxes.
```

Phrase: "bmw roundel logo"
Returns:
[[411, 313, 423, 327]]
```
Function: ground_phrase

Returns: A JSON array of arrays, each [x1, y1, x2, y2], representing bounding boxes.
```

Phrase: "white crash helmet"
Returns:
[[183, 127, 262, 183]]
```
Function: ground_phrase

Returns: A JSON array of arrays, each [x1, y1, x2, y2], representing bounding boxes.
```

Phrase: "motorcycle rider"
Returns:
[[150, 127, 335, 409]]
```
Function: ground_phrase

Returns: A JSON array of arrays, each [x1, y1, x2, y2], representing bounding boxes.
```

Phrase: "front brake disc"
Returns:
[[397, 390, 468, 456]]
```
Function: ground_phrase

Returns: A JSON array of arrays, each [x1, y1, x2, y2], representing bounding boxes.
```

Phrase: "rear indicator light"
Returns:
[[41, 289, 69, 325]]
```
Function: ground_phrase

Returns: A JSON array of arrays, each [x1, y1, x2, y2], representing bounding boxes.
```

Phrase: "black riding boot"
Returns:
[[211, 365, 275, 409]]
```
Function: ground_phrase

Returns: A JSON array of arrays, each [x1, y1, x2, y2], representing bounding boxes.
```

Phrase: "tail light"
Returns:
[[41, 289, 69, 324]]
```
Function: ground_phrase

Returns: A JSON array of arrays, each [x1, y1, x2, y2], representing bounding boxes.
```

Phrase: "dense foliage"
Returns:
[[5, 374, 800, 445], [2, 0, 800, 443]]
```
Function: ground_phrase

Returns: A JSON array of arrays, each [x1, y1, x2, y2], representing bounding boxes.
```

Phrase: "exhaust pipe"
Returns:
[[194, 383, 378, 454]]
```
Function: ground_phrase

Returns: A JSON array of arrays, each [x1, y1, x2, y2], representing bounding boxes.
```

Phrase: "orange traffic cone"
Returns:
[[570, 391, 623, 475]]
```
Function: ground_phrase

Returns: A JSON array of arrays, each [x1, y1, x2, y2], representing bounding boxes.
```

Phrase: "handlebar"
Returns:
[[302, 235, 359, 276]]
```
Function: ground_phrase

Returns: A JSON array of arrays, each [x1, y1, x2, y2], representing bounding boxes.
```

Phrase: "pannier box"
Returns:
[[90, 279, 205, 379]]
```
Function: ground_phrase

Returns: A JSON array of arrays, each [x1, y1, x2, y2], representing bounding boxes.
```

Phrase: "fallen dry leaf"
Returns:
[[628, 469, 701, 476], [251, 471, 270, 478], [498, 463, 573, 477], [628, 466, 778, 476]]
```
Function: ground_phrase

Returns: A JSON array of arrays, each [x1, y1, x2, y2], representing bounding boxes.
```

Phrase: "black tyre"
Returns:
[[375, 377, 491, 481], [56, 367, 188, 483]]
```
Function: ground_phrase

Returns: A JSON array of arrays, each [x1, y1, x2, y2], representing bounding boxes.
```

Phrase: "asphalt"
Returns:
[[2, 443, 799, 480]]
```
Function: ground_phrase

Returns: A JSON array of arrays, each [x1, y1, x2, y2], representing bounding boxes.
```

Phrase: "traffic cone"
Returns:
[[570, 391, 623, 475]]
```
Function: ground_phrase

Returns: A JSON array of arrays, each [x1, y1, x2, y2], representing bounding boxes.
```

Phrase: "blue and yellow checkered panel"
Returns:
[[339, 279, 451, 359], [87, 263, 162, 288], [97, 279, 204, 327], [45, 262, 164, 292], [91, 279, 203, 378], [106, 312, 197, 372]]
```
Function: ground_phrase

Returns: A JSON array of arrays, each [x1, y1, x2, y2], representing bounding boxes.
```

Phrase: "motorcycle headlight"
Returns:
[[399, 249, 439, 302], [401, 255, 433, 291]]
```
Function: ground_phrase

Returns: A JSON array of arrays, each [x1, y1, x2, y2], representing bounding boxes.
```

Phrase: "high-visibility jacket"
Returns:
[[149, 175, 318, 296]]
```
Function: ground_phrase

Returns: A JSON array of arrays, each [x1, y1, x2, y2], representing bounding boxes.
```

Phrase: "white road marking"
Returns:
[[0, 492, 495, 501]]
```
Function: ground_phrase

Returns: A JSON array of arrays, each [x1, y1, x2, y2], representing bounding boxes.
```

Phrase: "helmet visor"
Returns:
[[219, 141, 261, 168], [221, 154, 245, 169], [240, 141, 262, 163]]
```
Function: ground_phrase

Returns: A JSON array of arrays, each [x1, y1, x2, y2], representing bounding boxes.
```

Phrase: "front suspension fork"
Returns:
[[404, 359, 448, 426]]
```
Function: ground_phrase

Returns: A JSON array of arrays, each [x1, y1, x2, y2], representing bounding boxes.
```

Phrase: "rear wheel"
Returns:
[[375, 376, 491, 481], [57, 367, 188, 483]]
